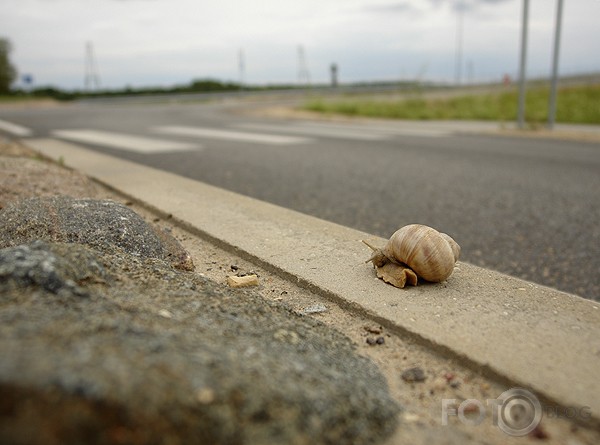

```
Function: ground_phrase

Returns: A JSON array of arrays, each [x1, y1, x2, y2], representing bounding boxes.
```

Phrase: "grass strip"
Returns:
[[303, 84, 600, 125]]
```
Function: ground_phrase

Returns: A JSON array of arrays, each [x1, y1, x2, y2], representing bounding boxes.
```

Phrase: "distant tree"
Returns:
[[0, 38, 17, 93]]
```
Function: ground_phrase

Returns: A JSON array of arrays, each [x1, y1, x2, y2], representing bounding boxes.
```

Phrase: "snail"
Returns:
[[363, 224, 460, 288]]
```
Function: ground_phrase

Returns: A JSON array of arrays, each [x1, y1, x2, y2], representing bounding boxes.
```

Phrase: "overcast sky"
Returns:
[[1, 0, 599, 90]]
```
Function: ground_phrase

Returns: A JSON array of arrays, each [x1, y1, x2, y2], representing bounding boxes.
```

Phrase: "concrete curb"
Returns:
[[26, 138, 600, 427]]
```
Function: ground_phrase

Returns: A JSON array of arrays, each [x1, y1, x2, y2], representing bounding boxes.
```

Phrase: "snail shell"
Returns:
[[366, 224, 460, 284]]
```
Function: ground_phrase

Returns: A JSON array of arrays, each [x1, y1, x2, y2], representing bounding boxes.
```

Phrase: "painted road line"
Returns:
[[235, 123, 389, 141], [290, 121, 452, 138], [0, 119, 33, 137], [52, 129, 198, 154], [154, 126, 311, 145]]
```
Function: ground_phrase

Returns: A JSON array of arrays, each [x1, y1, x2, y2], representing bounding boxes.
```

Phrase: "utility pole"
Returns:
[[467, 60, 474, 85], [455, 4, 464, 85], [547, 0, 564, 129], [238, 48, 245, 89], [517, 0, 529, 129], [297, 45, 310, 87], [84, 41, 100, 91]]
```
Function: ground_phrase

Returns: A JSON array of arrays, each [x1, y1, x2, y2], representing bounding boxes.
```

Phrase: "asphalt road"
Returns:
[[1, 99, 599, 300]]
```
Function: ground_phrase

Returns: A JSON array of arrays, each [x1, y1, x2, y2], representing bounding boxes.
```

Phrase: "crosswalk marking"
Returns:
[[154, 126, 311, 145], [52, 129, 198, 154], [47, 120, 451, 156], [0, 119, 33, 137], [235, 123, 389, 141]]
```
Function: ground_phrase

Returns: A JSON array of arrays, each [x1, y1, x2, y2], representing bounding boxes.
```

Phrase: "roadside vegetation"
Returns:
[[1, 79, 246, 102], [0, 78, 331, 103], [0, 38, 17, 95], [303, 83, 600, 125]]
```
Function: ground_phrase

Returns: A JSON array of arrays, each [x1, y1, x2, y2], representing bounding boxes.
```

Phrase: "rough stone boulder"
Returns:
[[0, 196, 193, 270], [0, 200, 400, 444], [0, 240, 106, 296]]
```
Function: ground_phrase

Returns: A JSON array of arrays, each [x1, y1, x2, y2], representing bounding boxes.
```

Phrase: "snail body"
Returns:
[[364, 224, 460, 288]]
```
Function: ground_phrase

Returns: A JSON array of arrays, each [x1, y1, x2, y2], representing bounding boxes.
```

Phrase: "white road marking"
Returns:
[[290, 121, 452, 138], [154, 126, 311, 145], [238, 122, 451, 139], [52, 129, 198, 153], [0, 119, 33, 137], [235, 123, 388, 141]]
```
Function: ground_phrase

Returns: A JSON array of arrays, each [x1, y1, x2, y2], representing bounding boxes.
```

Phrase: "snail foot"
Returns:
[[375, 262, 418, 289]]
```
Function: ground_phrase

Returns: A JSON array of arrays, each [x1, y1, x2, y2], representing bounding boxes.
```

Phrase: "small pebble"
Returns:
[[196, 388, 216, 404], [529, 424, 549, 440], [366, 336, 385, 346], [364, 326, 383, 335], [443, 372, 455, 382], [300, 303, 328, 315], [401, 367, 426, 383], [403, 413, 420, 423], [158, 309, 173, 319], [227, 274, 259, 288], [462, 402, 480, 414], [431, 377, 447, 391]]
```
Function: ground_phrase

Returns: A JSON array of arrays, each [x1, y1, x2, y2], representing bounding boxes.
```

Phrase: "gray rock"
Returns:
[[0, 241, 106, 296], [0, 196, 193, 270], [0, 241, 400, 444], [401, 367, 427, 383]]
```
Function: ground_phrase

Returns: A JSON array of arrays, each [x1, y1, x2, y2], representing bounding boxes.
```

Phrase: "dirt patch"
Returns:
[[0, 141, 111, 210]]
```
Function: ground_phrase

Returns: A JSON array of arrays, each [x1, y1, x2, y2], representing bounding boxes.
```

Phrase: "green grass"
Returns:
[[0, 95, 59, 104], [0, 95, 36, 103], [303, 84, 600, 125]]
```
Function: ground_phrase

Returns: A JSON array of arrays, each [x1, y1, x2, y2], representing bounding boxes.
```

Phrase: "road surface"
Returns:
[[1, 98, 598, 300]]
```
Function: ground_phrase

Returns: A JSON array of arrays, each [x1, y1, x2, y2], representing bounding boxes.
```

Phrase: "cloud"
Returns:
[[365, 2, 419, 14], [454, 0, 513, 12], [423, 0, 513, 12], [366, 0, 512, 15], [2, 0, 597, 89]]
